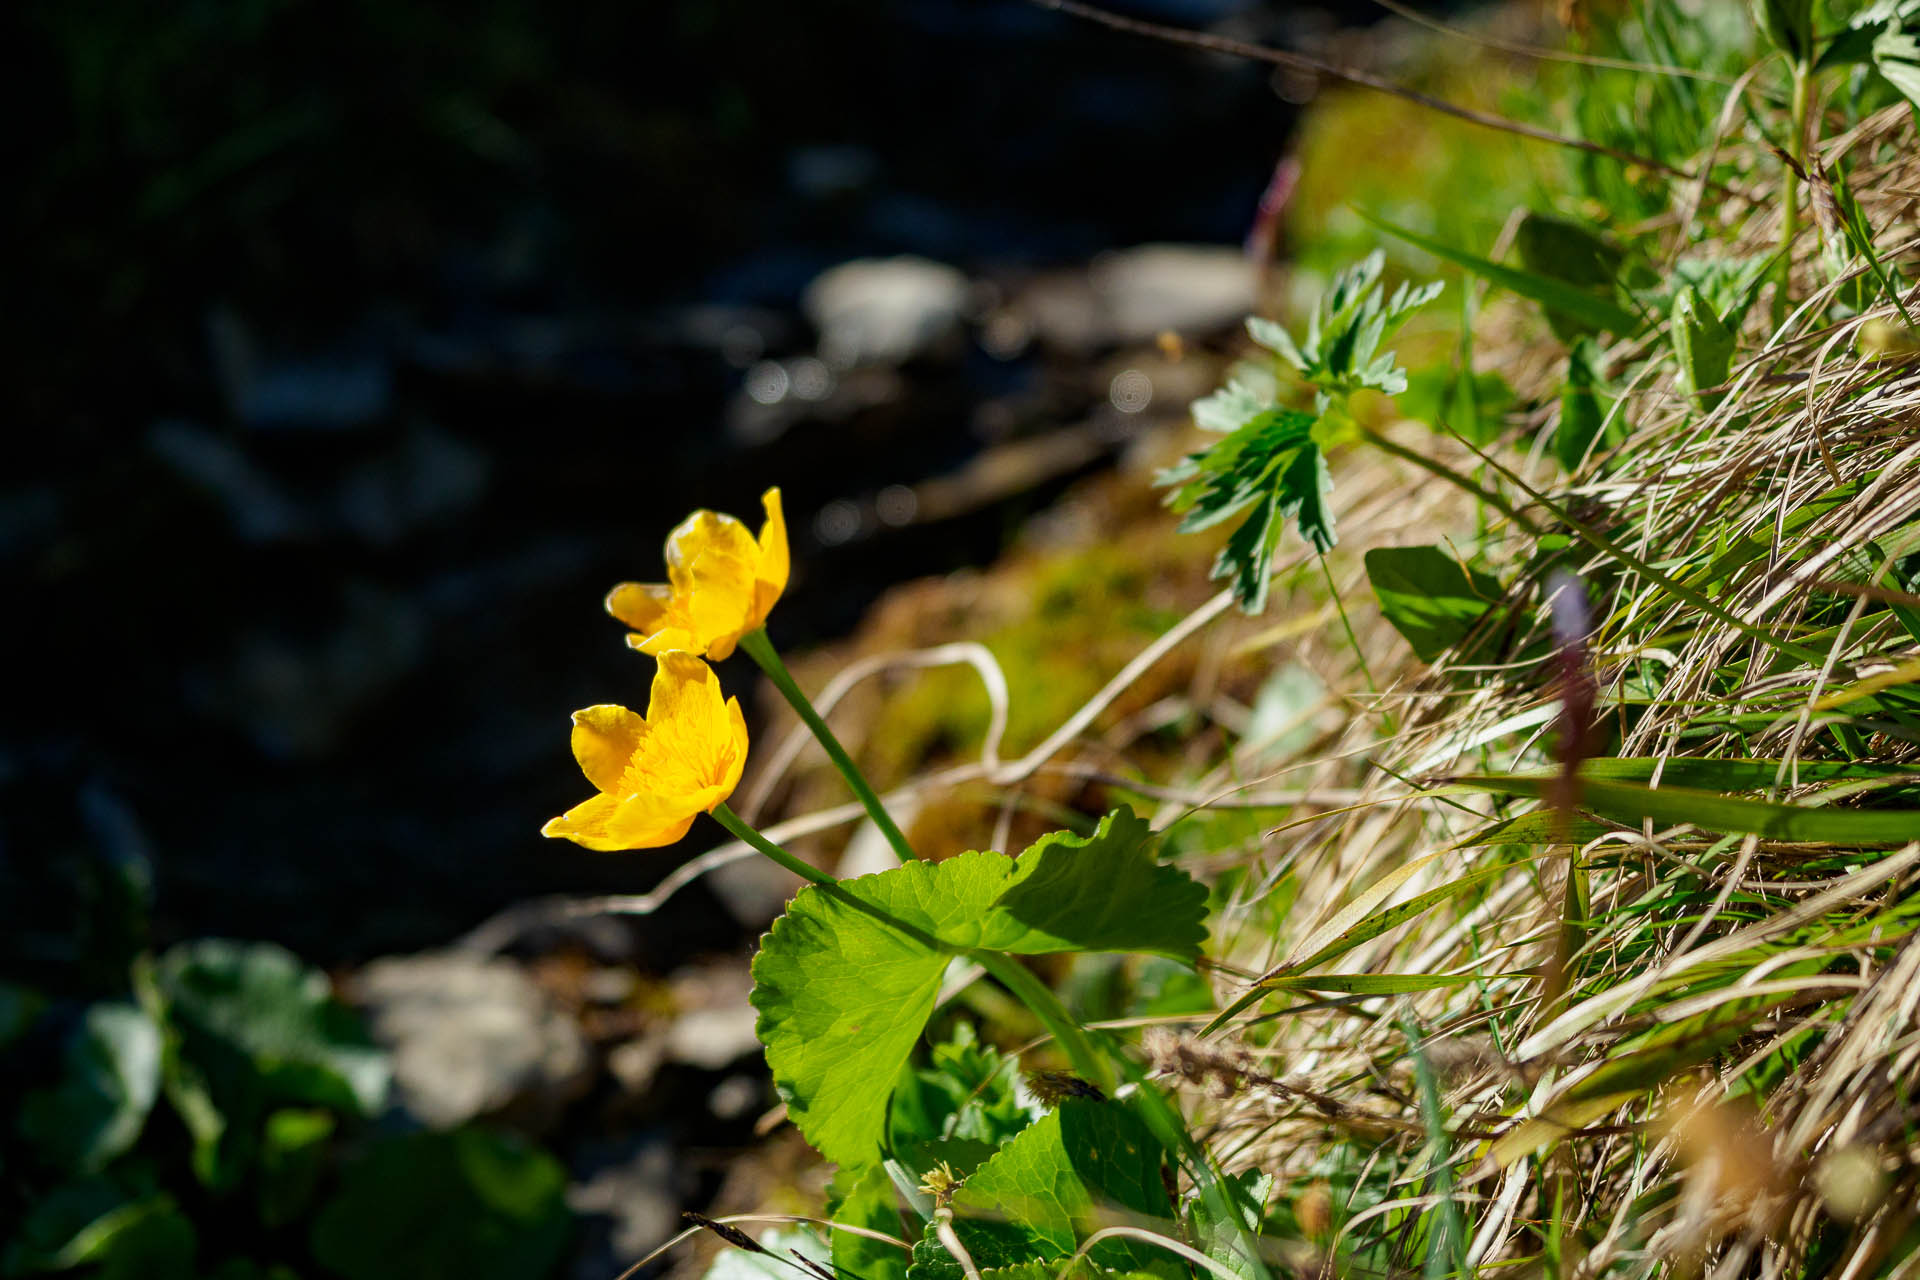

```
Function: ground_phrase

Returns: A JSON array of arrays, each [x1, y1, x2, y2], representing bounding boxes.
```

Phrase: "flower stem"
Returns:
[[712, 802, 835, 887], [737, 627, 919, 863]]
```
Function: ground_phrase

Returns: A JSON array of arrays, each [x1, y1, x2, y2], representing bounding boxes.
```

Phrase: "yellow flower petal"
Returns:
[[569, 704, 646, 793], [605, 489, 792, 658], [541, 651, 749, 852], [605, 582, 674, 634], [754, 488, 789, 618], [541, 792, 699, 851]]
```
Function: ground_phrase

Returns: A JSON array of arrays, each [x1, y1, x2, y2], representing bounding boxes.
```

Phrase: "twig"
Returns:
[[1032, 0, 1708, 186]]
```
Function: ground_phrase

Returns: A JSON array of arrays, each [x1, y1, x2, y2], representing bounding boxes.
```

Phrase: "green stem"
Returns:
[[1773, 57, 1812, 331], [1359, 425, 1542, 536], [1319, 554, 1377, 697], [972, 951, 1114, 1095], [712, 802, 835, 886], [738, 627, 919, 864], [974, 957, 1273, 1280]]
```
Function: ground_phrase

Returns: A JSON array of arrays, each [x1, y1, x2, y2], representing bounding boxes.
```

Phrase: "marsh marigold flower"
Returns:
[[605, 488, 788, 661], [541, 651, 748, 851]]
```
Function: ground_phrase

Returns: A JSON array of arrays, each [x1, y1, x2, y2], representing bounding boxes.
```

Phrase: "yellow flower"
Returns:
[[541, 651, 749, 851], [605, 488, 788, 661]]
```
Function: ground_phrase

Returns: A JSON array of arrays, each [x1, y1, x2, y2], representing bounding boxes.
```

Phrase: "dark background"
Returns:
[[2, 0, 1362, 986]]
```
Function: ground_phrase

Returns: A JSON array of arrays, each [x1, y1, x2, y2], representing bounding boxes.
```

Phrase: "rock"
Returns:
[[1090, 244, 1257, 345], [351, 951, 591, 1131], [566, 1137, 685, 1280], [802, 256, 970, 367], [663, 960, 760, 1071]]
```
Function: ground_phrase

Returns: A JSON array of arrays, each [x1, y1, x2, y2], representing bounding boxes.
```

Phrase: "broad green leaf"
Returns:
[[1672, 286, 1736, 404], [1188, 1170, 1274, 1280], [151, 940, 389, 1117], [259, 1107, 336, 1229], [1876, 23, 1920, 110], [756, 809, 1206, 1167], [310, 1128, 571, 1280], [1515, 211, 1633, 342], [1361, 212, 1640, 336], [982, 1264, 1161, 1280], [17, 1002, 162, 1173], [1749, 0, 1813, 61], [1364, 545, 1503, 663], [1455, 772, 1920, 842], [833, 1163, 910, 1280], [1515, 212, 1627, 291], [906, 1101, 1175, 1280], [752, 879, 957, 1169], [1, 1182, 195, 1280], [992, 808, 1208, 961]]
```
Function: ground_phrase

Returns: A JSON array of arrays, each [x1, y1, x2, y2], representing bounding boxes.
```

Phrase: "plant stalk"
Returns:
[[712, 802, 836, 887], [1773, 57, 1812, 330], [738, 627, 919, 864]]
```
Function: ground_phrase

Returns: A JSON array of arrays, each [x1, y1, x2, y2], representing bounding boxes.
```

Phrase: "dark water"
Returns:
[[3, 0, 1369, 981]]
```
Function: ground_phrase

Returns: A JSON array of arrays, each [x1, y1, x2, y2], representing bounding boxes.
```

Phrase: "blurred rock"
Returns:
[[1007, 245, 1254, 353], [147, 420, 308, 544], [1090, 244, 1257, 345], [208, 307, 393, 431], [352, 951, 591, 1131], [194, 583, 427, 758], [567, 1137, 685, 1280], [803, 256, 969, 367], [336, 426, 490, 546], [663, 960, 759, 1071]]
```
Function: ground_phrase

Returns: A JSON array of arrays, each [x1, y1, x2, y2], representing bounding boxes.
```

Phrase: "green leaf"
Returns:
[[1364, 545, 1503, 663], [1454, 772, 1920, 843], [752, 880, 956, 1170], [151, 940, 389, 1118], [1190, 379, 1272, 436], [2, 1183, 195, 1280], [906, 1101, 1175, 1280], [1556, 337, 1618, 472], [755, 809, 1206, 1168], [1672, 286, 1736, 405], [310, 1128, 571, 1280], [1158, 408, 1333, 614], [1749, 0, 1813, 60], [258, 1108, 336, 1229], [1397, 366, 1512, 447], [1361, 211, 1641, 336], [1274, 857, 1519, 977], [991, 809, 1208, 961], [890, 1022, 1036, 1157], [1514, 212, 1627, 291], [1457, 812, 1619, 847], [1255, 972, 1505, 995], [832, 1164, 910, 1280], [1875, 22, 1920, 110], [1514, 211, 1634, 342], [16, 1002, 162, 1173]]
